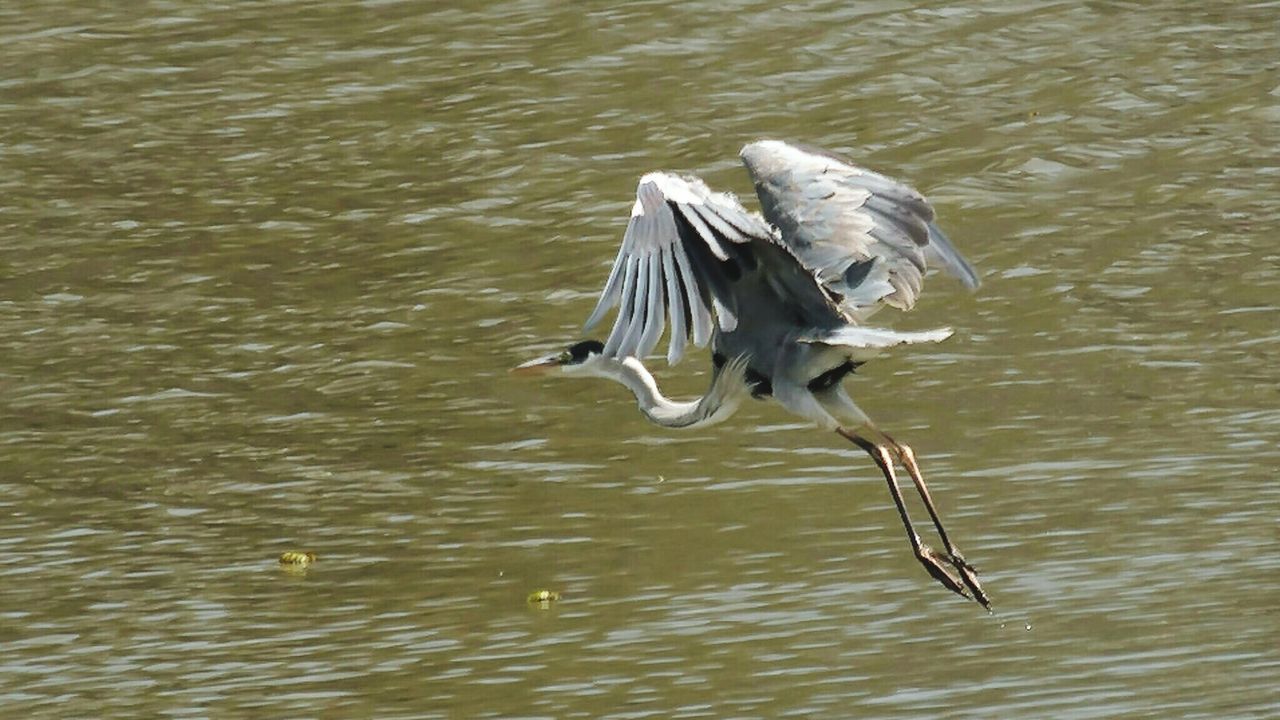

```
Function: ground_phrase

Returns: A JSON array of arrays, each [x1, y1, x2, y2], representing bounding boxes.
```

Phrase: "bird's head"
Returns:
[[511, 340, 607, 377]]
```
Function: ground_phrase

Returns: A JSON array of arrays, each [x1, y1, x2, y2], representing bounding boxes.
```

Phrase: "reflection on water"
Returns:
[[2, 1, 1277, 717]]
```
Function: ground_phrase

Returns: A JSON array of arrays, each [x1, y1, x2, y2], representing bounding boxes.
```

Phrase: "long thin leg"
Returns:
[[882, 434, 990, 610], [818, 388, 988, 608], [835, 427, 971, 602]]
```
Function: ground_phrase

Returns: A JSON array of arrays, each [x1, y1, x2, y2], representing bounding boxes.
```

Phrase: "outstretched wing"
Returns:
[[582, 172, 831, 364], [740, 140, 979, 318]]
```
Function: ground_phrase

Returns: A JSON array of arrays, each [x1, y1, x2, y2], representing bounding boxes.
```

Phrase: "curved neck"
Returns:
[[592, 357, 743, 429]]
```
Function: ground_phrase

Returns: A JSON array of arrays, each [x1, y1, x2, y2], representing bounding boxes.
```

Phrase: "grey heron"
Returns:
[[516, 140, 989, 608]]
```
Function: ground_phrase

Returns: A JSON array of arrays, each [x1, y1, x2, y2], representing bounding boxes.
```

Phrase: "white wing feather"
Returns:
[[584, 172, 773, 364]]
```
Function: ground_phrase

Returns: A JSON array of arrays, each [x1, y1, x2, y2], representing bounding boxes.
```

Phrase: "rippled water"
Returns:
[[2, 1, 1277, 717]]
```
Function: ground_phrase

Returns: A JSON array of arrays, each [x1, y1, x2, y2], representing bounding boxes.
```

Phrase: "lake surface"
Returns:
[[2, 1, 1277, 717]]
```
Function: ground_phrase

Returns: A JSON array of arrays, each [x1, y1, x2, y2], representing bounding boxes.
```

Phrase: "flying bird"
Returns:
[[516, 140, 988, 608]]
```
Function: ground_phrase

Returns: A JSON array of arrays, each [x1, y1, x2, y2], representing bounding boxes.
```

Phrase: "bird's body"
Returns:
[[517, 140, 990, 608]]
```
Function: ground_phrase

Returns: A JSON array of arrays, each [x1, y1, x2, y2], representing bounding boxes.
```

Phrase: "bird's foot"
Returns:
[[915, 545, 971, 601], [946, 550, 991, 611]]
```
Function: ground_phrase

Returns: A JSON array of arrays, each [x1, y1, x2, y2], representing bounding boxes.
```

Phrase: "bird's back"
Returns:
[[708, 241, 849, 386]]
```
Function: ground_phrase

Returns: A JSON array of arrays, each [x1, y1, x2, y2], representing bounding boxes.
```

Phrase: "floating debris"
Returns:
[[279, 551, 317, 566], [526, 589, 561, 607]]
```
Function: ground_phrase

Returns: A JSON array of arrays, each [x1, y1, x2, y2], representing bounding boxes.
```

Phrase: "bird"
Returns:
[[515, 139, 989, 608]]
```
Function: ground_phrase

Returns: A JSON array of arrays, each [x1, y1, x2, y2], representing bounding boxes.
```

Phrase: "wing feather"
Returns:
[[618, 256, 650, 357], [602, 255, 639, 356], [741, 140, 980, 316], [584, 242, 628, 332], [659, 247, 687, 364], [924, 221, 980, 289], [687, 202, 747, 245], [583, 172, 783, 363], [672, 240, 713, 347], [636, 255, 666, 359], [675, 204, 731, 260]]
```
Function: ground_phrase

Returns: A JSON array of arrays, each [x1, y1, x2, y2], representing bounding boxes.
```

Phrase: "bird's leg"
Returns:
[[880, 432, 990, 610], [835, 427, 971, 603]]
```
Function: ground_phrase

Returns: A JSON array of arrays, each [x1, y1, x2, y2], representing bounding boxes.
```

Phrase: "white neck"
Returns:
[[584, 356, 748, 429]]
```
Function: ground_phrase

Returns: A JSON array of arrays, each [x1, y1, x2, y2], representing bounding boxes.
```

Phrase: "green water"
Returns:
[[2, 1, 1277, 717]]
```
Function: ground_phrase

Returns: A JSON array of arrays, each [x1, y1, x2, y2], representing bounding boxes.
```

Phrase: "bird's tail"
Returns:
[[798, 326, 952, 362], [798, 326, 953, 349]]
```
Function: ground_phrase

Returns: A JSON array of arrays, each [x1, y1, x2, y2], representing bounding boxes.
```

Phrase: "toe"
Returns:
[[917, 546, 970, 599]]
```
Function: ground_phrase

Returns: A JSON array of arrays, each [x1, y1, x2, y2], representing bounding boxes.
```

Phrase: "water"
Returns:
[[2, 1, 1277, 717]]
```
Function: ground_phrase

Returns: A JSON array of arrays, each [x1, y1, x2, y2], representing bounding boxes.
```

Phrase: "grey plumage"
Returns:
[[538, 139, 992, 608], [583, 139, 980, 430]]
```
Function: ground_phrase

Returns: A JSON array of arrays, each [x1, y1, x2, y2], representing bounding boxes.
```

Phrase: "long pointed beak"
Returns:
[[511, 354, 561, 376]]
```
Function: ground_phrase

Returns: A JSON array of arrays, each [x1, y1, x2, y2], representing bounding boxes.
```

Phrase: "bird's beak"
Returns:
[[511, 353, 561, 376]]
